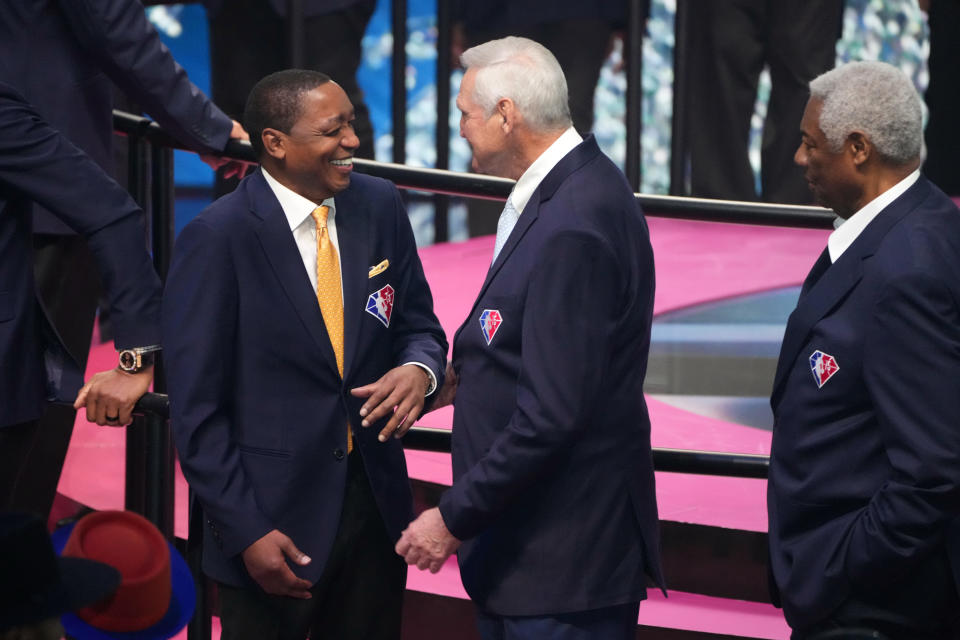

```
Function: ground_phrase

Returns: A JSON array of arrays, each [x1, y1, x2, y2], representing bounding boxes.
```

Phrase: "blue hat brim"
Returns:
[[52, 521, 196, 640]]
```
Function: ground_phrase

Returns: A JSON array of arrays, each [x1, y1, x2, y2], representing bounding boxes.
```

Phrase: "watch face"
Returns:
[[119, 350, 137, 371]]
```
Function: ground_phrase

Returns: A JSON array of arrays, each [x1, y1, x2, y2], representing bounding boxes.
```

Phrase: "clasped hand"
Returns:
[[395, 507, 461, 573], [350, 364, 431, 442]]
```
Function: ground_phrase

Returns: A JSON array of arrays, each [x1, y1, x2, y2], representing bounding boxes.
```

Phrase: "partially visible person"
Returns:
[[0, 512, 120, 640], [0, 0, 250, 519], [396, 37, 663, 640], [768, 60, 960, 638], [452, 0, 649, 137], [203, 0, 377, 187], [0, 82, 163, 512], [687, 0, 843, 204], [164, 70, 447, 640], [920, 0, 960, 196], [451, 0, 649, 238]]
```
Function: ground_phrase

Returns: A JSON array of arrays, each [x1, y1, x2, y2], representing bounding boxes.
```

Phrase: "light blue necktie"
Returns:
[[492, 197, 519, 263]]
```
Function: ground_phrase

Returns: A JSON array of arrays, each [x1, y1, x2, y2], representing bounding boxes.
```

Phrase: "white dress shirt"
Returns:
[[510, 126, 583, 215], [262, 168, 437, 393], [827, 169, 921, 263]]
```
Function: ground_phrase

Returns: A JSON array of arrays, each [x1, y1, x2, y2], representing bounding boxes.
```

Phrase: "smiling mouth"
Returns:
[[331, 157, 353, 168]]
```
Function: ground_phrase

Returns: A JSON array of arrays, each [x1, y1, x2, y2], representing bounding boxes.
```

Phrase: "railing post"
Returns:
[[124, 134, 150, 521], [433, 0, 452, 243], [286, 0, 305, 68], [143, 144, 175, 540], [391, 0, 408, 166], [624, 0, 645, 192], [670, 0, 691, 195]]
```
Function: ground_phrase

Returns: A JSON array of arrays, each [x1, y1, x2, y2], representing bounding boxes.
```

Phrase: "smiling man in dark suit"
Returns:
[[768, 60, 960, 639], [162, 70, 446, 640], [395, 37, 664, 640]]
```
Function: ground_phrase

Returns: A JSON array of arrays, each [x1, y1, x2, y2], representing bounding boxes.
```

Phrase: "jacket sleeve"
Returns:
[[162, 218, 274, 558], [56, 0, 233, 153], [438, 229, 622, 539], [387, 185, 448, 384], [0, 82, 160, 349], [850, 270, 960, 587]]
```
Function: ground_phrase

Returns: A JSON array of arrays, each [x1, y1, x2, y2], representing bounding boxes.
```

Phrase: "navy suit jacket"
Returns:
[[162, 169, 447, 586], [0, 82, 161, 428], [0, 0, 233, 234], [437, 136, 664, 615], [768, 175, 960, 629]]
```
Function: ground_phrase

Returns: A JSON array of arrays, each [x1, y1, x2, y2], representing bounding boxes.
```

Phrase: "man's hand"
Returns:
[[395, 507, 461, 573], [73, 366, 153, 426], [241, 529, 313, 599], [426, 361, 457, 413], [351, 364, 431, 442], [200, 119, 255, 179]]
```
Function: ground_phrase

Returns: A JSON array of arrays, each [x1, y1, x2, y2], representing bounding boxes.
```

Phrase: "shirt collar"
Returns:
[[509, 127, 583, 214], [261, 167, 336, 230], [827, 169, 920, 263]]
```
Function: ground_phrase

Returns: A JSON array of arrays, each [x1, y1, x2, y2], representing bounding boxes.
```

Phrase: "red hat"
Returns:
[[0, 512, 120, 633], [53, 510, 195, 640]]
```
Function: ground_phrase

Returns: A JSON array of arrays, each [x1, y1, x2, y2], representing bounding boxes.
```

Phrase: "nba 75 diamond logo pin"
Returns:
[[479, 309, 502, 345], [809, 350, 839, 388], [366, 284, 395, 327]]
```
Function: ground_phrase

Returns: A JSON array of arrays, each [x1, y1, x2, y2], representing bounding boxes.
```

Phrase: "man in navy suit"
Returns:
[[163, 70, 446, 640], [768, 61, 960, 638], [396, 37, 664, 639], [0, 0, 250, 518], [0, 82, 161, 506]]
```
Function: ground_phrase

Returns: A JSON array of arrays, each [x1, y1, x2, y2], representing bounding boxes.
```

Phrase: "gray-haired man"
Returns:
[[768, 60, 960, 638]]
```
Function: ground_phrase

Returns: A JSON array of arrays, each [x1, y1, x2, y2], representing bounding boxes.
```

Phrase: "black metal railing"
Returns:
[[134, 394, 770, 479]]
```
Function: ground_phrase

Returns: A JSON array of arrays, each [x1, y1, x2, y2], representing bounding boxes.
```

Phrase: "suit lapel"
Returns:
[[771, 254, 863, 403], [249, 171, 341, 377], [333, 186, 368, 378], [771, 176, 933, 405], [454, 136, 603, 348]]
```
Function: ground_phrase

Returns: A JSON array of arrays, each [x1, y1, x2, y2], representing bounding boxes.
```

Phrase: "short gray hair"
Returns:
[[809, 61, 922, 165], [460, 36, 572, 132]]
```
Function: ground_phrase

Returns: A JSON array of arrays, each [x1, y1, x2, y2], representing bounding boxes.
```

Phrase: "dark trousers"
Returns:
[[476, 602, 640, 640], [2, 235, 103, 518], [687, 0, 842, 204], [791, 548, 960, 640], [217, 451, 406, 640], [207, 0, 376, 171]]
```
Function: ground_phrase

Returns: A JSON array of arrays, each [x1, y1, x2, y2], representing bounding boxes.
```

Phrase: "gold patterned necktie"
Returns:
[[311, 205, 351, 453]]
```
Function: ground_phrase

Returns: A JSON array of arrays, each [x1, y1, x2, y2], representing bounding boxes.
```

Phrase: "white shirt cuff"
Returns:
[[404, 362, 438, 396]]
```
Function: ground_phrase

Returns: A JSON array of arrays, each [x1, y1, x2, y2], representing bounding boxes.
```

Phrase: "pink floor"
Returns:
[[58, 218, 830, 639]]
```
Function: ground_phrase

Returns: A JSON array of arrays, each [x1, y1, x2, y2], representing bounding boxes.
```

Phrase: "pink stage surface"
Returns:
[[58, 218, 830, 639]]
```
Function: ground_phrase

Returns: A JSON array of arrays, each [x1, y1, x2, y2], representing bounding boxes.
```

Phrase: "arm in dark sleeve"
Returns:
[[438, 230, 621, 539], [0, 82, 160, 348], [388, 186, 448, 384], [850, 271, 960, 586], [56, 0, 233, 153]]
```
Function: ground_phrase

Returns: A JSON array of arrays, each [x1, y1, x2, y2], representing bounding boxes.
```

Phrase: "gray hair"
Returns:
[[460, 36, 572, 132], [809, 61, 922, 165]]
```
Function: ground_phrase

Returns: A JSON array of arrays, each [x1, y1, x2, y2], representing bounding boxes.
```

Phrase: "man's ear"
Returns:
[[261, 128, 286, 160], [496, 98, 516, 133], [848, 131, 870, 167]]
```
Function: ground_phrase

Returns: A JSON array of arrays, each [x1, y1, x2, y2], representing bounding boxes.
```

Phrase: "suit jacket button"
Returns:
[[333, 448, 345, 461]]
